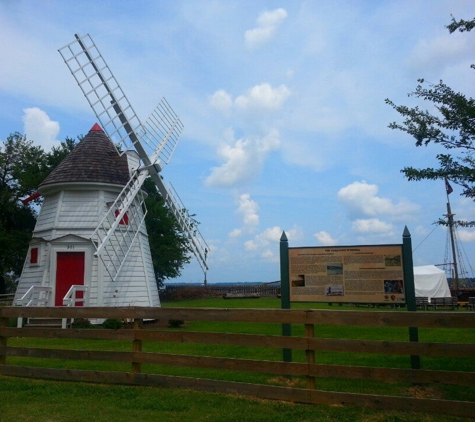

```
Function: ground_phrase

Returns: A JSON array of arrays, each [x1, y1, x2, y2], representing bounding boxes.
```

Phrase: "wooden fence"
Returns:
[[162, 284, 281, 299], [1, 306, 475, 418], [0, 294, 14, 306]]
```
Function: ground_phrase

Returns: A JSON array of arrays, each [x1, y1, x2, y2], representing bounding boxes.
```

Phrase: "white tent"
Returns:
[[413, 265, 451, 299]]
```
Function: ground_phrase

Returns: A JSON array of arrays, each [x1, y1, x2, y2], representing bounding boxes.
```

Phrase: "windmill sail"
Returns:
[[91, 171, 148, 281], [155, 178, 209, 274], [59, 34, 143, 153], [59, 33, 209, 279]]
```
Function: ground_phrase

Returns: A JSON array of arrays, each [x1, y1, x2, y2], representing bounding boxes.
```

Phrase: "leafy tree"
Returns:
[[0, 133, 43, 293], [142, 178, 192, 288], [386, 17, 475, 227], [0, 134, 76, 293]]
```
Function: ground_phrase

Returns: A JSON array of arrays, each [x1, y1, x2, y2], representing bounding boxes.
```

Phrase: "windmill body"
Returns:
[[14, 125, 160, 308]]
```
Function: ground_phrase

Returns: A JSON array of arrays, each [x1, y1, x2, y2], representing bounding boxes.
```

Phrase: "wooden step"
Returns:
[[25, 318, 71, 328]]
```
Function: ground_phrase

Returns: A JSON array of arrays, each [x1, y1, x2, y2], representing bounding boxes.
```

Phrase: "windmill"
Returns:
[[58, 34, 209, 285]]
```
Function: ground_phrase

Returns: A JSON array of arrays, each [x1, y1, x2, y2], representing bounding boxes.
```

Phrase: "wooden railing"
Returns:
[[1, 306, 475, 418], [163, 284, 281, 298], [0, 294, 15, 306]]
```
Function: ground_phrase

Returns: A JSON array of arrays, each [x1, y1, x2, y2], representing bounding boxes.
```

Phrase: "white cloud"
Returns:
[[244, 239, 259, 251], [235, 83, 290, 112], [244, 226, 281, 252], [457, 230, 475, 242], [352, 218, 394, 234], [229, 228, 242, 238], [211, 83, 291, 116], [22, 107, 60, 151], [209, 89, 233, 112], [408, 32, 475, 75], [205, 129, 281, 187], [314, 231, 337, 246], [261, 249, 277, 262], [245, 225, 303, 252], [236, 193, 259, 231], [338, 181, 419, 220], [245, 8, 288, 50]]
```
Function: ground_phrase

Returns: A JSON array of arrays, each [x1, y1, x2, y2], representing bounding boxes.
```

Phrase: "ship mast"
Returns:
[[444, 179, 459, 294]]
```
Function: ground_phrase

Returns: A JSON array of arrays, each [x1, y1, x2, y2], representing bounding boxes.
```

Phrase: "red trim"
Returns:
[[30, 247, 38, 264], [115, 209, 129, 225], [21, 192, 41, 204], [90, 123, 103, 132]]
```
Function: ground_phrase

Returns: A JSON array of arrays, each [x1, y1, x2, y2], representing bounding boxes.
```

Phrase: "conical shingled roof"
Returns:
[[40, 125, 130, 189]]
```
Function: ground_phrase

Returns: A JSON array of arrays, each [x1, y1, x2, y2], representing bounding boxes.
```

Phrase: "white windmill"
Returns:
[[59, 34, 209, 285], [14, 34, 208, 311]]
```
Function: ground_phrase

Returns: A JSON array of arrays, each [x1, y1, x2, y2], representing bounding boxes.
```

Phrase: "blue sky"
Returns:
[[1, 1, 475, 284]]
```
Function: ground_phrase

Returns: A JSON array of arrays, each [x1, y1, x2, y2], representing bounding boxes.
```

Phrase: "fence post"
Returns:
[[305, 323, 315, 390], [280, 231, 292, 363], [402, 226, 420, 370], [0, 316, 8, 365], [132, 318, 143, 374]]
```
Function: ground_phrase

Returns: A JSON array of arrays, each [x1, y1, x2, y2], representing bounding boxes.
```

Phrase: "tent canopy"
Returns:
[[413, 265, 451, 298]]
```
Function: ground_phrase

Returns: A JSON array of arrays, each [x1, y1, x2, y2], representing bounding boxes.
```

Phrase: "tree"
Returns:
[[386, 17, 475, 227], [0, 133, 44, 293], [142, 178, 193, 288], [0, 134, 77, 293]]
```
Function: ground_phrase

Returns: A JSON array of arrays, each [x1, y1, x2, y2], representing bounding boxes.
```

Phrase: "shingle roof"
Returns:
[[40, 125, 130, 188]]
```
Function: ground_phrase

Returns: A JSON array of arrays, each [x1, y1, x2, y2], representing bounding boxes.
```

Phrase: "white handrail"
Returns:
[[63, 285, 88, 307], [15, 286, 53, 307], [15, 286, 53, 328], [62, 285, 88, 328]]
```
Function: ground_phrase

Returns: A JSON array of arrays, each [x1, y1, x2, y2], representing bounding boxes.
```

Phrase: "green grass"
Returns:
[[4, 376, 472, 422], [1, 297, 475, 421]]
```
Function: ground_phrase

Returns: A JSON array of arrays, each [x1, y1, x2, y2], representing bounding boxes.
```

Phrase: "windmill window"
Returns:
[[30, 247, 39, 265], [115, 209, 129, 226]]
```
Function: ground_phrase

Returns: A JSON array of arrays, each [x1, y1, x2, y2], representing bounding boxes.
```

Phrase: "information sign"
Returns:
[[289, 244, 405, 304]]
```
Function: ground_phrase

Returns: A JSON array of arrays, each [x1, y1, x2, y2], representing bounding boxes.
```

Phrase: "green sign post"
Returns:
[[280, 231, 292, 363], [402, 226, 420, 369]]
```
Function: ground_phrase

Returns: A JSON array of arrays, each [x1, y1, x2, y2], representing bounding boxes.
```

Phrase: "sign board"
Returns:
[[289, 244, 405, 304]]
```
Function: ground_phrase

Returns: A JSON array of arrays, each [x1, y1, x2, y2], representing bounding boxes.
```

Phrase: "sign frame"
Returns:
[[288, 243, 405, 305]]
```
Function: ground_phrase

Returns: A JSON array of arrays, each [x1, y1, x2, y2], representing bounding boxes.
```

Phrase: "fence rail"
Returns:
[[0, 294, 15, 306], [163, 284, 281, 298], [1, 306, 475, 418]]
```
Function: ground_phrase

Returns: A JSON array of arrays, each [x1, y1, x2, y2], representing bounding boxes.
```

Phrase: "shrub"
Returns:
[[72, 318, 93, 329], [101, 318, 123, 329], [168, 319, 185, 328], [8, 318, 20, 328]]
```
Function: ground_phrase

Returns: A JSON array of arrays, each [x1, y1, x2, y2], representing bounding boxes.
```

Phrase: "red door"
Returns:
[[55, 252, 85, 306]]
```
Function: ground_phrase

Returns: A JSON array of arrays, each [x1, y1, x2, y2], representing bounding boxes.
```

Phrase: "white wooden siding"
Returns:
[[34, 193, 60, 232], [14, 243, 51, 302], [101, 233, 160, 307], [57, 191, 100, 228], [141, 233, 160, 306]]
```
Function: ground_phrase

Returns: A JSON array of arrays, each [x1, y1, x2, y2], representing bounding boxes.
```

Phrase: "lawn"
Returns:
[[1, 297, 474, 421], [3, 375, 470, 422]]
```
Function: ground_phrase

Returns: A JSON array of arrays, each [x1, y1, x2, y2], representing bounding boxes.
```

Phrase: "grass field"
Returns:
[[1, 297, 474, 421]]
